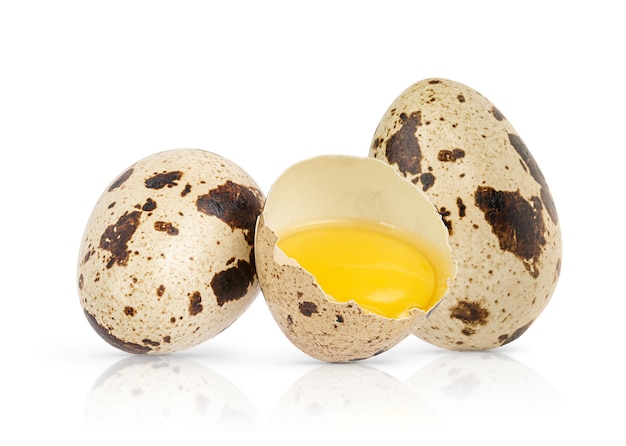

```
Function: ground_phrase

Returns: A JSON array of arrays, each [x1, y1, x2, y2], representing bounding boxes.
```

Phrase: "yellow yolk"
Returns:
[[278, 220, 445, 319]]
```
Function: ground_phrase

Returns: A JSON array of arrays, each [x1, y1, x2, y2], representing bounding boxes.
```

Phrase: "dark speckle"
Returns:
[[157, 285, 165, 297], [100, 211, 142, 269], [181, 184, 192, 197], [163, 336, 171, 343], [457, 94, 466, 103], [428, 80, 441, 84], [109, 168, 134, 192], [299, 302, 318, 317], [420, 172, 435, 191], [196, 181, 263, 245], [450, 301, 489, 327], [124, 306, 136, 316], [439, 207, 452, 235], [508, 133, 558, 224], [154, 221, 179, 235], [189, 291, 203, 316], [78, 274, 84, 290], [83, 310, 151, 354], [456, 197, 466, 217], [492, 106, 505, 121], [142, 339, 160, 347], [475, 186, 546, 278], [383, 111, 422, 177], [500, 320, 534, 345], [145, 171, 182, 189], [211, 259, 255, 306], [142, 198, 157, 212], [336, 314, 344, 323], [437, 148, 466, 162], [82, 249, 95, 264]]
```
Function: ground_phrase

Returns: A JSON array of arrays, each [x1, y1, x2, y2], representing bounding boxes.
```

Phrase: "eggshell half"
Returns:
[[255, 155, 455, 362], [370, 78, 562, 351], [77, 149, 264, 354]]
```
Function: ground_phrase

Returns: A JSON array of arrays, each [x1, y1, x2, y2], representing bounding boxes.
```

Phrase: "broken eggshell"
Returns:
[[254, 155, 456, 363], [370, 78, 562, 351], [77, 149, 264, 354]]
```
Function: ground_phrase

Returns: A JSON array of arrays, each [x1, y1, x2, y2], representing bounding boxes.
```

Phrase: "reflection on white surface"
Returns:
[[408, 351, 561, 429], [84, 356, 261, 428], [269, 364, 441, 429]]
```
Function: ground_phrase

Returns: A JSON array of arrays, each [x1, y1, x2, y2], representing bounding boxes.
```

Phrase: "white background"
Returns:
[[1, 1, 623, 444]]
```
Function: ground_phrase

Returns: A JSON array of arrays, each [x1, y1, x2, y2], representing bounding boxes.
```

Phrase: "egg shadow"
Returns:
[[268, 363, 441, 430], [407, 351, 561, 430], [84, 355, 261, 429]]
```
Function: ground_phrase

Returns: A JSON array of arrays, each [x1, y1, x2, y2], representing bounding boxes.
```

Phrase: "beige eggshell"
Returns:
[[77, 149, 264, 354], [369, 78, 562, 351], [255, 155, 455, 362]]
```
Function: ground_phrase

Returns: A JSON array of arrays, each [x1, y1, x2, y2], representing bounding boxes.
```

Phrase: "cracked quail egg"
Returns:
[[255, 155, 456, 362]]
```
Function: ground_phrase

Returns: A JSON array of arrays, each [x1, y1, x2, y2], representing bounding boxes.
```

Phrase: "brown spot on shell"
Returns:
[[508, 133, 558, 224], [437, 149, 465, 162], [189, 291, 203, 316], [78, 274, 84, 290], [108, 168, 134, 192], [299, 301, 318, 317], [456, 197, 466, 217], [142, 339, 160, 347], [145, 171, 182, 189], [439, 207, 452, 235], [154, 221, 179, 235], [492, 106, 505, 121], [196, 181, 263, 245], [142, 198, 157, 211], [475, 186, 546, 278], [163, 336, 171, 343], [124, 306, 136, 316], [420, 172, 435, 191], [157, 285, 165, 297], [457, 94, 466, 103], [384, 111, 422, 178], [450, 301, 489, 326], [99, 211, 141, 269], [181, 184, 192, 197], [83, 310, 151, 354], [372, 137, 384, 149], [211, 259, 255, 306], [82, 249, 95, 264], [499, 320, 534, 345]]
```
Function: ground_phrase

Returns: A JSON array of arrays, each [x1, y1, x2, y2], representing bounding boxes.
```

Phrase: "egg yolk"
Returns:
[[278, 220, 445, 319]]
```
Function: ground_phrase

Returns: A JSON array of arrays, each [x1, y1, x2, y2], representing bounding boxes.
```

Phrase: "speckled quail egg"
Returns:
[[369, 78, 562, 351], [77, 149, 264, 354], [255, 155, 456, 362]]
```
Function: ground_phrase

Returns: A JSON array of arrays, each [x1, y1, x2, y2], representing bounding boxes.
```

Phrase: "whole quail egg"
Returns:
[[77, 149, 264, 354], [255, 155, 456, 362], [369, 78, 562, 351]]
